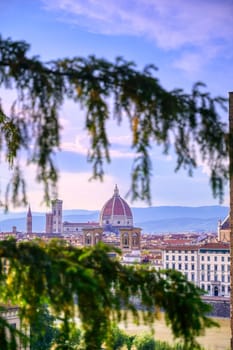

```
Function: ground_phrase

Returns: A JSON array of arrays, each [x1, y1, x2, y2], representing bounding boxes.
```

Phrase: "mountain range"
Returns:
[[0, 206, 229, 234]]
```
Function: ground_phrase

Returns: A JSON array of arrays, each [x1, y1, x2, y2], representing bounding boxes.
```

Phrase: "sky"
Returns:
[[0, 0, 233, 212]]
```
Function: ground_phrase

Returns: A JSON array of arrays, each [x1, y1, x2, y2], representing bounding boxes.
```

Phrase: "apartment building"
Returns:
[[162, 242, 230, 297]]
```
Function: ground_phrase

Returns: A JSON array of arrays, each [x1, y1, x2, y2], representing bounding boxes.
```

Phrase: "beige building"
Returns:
[[162, 242, 230, 297], [1, 305, 29, 349], [63, 222, 99, 235]]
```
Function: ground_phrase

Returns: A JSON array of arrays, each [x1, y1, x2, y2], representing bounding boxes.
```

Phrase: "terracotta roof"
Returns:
[[162, 245, 199, 251], [200, 242, 230, 249], [100, 185, 133, 223]]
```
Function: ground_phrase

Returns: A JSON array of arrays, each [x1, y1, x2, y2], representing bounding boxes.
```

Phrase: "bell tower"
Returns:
[[27, 205, 32, 234]]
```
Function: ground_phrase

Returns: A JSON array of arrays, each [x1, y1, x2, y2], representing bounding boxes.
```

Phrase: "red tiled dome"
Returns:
[[100, 185, 133, 227]]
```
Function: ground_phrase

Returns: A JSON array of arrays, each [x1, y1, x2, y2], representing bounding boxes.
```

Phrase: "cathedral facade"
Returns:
[[83, 185, 141, 251]]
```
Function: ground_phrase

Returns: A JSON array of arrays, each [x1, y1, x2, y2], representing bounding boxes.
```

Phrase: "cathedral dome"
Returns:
[[100, 185, 133, 227]]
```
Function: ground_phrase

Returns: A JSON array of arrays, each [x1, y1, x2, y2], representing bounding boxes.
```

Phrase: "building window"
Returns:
[[214, 256, 217, 262], [191, 256, 194, 261], [201, 284, 205, 290], [207, 285, 211, 291], [86, 234, 91, 245], [191, 264, 195, 270], [185, 256, 188, 261], [123, 234, 129, 246], [201, 256, 204, 261], [178, 264, 182, 270], [214, 275, 218, 282], [166, 255, 169, 260], [228, 265, 230, 272], [214, 265, 218, 272], [207, 264, 210, 271], [221, 265, 225, 272], [201, 264, 204, 270], [222, 285, 225, 293], [178, 255, 181, 261], [222, 275, 225, 282], [132, 233, 138, 247], [207, 275, 210, 282], [222, 256, 225, 262], [185, 264, 188, 270], [172, 263, 175, 269], [201, 274, 205, 281], [172, 255, 175, 261], [207, 256, 210, 261], [166, 263, 169, 269], [95, 233, 100, 244], [191, 273, 195, 281]]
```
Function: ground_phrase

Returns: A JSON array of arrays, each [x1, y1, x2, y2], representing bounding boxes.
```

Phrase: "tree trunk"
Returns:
[[229, 91, 233, 349]]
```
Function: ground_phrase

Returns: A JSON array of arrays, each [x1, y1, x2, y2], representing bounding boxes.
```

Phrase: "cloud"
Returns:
[[41, 0, 233, 58], [58, 171, 118, 210], [61, 134, 135, 159], [27, 170, 132, 211]]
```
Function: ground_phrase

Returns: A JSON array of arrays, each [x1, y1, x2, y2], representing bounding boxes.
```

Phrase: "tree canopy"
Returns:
[[0, 35, 229, 210], [0, 239, 217, 350]]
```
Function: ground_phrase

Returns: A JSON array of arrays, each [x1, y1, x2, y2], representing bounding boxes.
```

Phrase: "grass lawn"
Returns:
[[118, 313, 230, 350]]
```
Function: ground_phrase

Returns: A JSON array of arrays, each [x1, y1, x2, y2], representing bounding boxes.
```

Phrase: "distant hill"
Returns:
[[0, 206, 228, 234]]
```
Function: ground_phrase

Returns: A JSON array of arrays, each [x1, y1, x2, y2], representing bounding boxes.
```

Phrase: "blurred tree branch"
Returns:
[[0, 35, 229, 210]]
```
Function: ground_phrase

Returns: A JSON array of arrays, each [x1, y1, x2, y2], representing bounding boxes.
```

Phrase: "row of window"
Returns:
[[201, 255, 230, 262], [166, 263, 230, 274], [105, 220, 131, 224], [201, 274, 230, 283], [201, 284, 230, 293], [64, 228, 81, 231], [53, 221, 61, 225], [201, 264, 230, 272], [53, 210, 61, 215], [166, 250, 196, 254], [166, 255, 195, 261], [166, 263, 195, 270], [166, 255, 230, 262]]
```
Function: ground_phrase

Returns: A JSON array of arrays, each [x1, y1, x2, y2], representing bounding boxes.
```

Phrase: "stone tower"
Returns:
[[27, 205, 32, 234], [51, 199, 63, 234]]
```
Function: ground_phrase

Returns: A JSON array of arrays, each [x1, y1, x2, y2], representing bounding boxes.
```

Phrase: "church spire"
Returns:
[[27, 205, 32, 234]]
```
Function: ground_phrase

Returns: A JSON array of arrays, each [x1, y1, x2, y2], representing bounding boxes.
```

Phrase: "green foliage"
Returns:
[[107, 324, 127, 349], [124, 334, 135, 350], [53, 323, 82, 350], [30, 305, 59, 350], [133, 333, 156, 350], [0, 35, 228, 209], [0, 239, 217, 350]]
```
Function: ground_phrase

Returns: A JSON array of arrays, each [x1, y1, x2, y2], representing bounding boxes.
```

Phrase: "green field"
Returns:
[[118, 313, 230, 350]]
